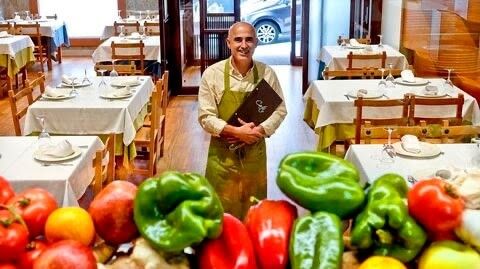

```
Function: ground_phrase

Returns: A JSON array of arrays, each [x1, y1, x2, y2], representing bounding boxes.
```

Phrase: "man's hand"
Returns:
[[220, 118, 264, 144]]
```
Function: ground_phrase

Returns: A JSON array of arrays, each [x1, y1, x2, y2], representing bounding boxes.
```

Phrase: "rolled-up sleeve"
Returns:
[[259, 67, 287, 137], [198, 67, 227, 136]]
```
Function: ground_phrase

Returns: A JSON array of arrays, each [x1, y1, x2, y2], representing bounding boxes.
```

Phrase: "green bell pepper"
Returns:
[[290, 211, 343, 269], [276, 152, 365, 219], [133, 171, 224, 252], [350, 173, 427, 263]]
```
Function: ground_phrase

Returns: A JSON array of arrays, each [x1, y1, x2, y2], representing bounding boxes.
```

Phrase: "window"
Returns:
[[38, 0, 118, 38]]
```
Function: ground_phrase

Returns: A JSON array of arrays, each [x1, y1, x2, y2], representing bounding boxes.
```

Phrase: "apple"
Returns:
[[419, 240, 480, 269], [88, 181, 138, 245], [33, 240, 96, 269]]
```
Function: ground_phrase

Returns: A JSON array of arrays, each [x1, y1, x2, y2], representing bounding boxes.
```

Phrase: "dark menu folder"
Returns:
[[227, 79, 283, 126]]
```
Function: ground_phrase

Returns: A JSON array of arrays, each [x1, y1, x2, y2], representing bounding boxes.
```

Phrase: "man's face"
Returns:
[[226, 24, 258, 62]]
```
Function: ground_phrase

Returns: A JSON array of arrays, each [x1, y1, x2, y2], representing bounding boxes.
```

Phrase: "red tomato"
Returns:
[[33, 240, 97, 269], [8, 188, 58, 238], [408, 179, 464, 236], [0, 263, 17, 269], [88, 181, 138, 245], [17, 240, 48, 269], [0, 176, 14, 204], [0, 210, 29, 262]]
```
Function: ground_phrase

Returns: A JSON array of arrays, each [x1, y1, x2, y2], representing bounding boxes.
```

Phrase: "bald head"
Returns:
[[228, 22, 256, 39]]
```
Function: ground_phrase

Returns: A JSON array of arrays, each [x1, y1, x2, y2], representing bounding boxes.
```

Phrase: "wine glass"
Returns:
[[340, 33, 347, 49], [110, 60, 119, 77], [82, 68, 91, 84], [70, 77, 78, 95], [14, 12, 20, 20], [377, 127, 396, 167], [145, 10, 151, 20], [97, 69, 108, 89], [377, 68, 387, 90], [385, 63, 395, 88], [444, 69, 455, 95], [377, 34, 383, 48], [140, 26, 146, 37], [118, 25, 125, 37], [36, 116, 51, 151], [25, 11, 31, 21], [138, 10, 143, 20]]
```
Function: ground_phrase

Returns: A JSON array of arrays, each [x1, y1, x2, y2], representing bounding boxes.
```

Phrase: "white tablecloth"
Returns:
[[345, 143, 480, 186], [24, 76, 154, 145], [304, 78, 480, 129], [92, 36, 161, 63], [0, 136, 103, 206], [319, 45, 408, 71], [0, 35, 34, 58], [101, 19, 160, 40], [7, 19, 66, 38]]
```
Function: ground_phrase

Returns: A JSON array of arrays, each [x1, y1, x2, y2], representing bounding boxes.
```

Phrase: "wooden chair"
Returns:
[[347, 51, 387, 70], [361, 121, 425, 144], [323, 67, 375, 80], [13, 22, 48, 72], [111, 40, 145, 75], [26, 72, 46, 101], [94, 62, 137, 76], [143, 71, 168, 129], [133, 78, 165, 177], [91, 134, 115, 195], [408, 93, 464, 126], [8, 87, 35, 136], [113, 21, 140, 36], [144, 21, 160, 36], [437, 120, 480, 143], [0, 22, 12, 34], [353, 94, 411, 145]]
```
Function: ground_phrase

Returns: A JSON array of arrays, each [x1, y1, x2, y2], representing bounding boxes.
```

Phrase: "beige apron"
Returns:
[[205, 60, 267, 220]]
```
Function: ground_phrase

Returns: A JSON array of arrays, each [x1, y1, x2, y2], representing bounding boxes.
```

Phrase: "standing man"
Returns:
[[198, 22, 287, 219]]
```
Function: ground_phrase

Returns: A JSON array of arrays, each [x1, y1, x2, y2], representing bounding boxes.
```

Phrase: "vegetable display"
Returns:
[[351, 174, 427, 262], [276, 152, 365, 219], [133, 171, 224, 252], [244, 199, 297, 269], [289, 211, 344, 269]]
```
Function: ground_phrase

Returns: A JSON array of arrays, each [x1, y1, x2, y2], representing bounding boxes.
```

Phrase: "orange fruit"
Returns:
[[45, 207, 95, 246]]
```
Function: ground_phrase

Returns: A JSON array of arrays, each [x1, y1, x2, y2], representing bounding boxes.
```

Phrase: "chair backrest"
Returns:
[[323, 67, 374, 80], [113, 21, 140, 35], [347, 51, 387, 70], [111, 41, 145, 75], [354, 94, 410, 144], [361, 121, 425, 144], [13, 22, 41, 43], [438, 120, 480, 143], [92, 134, 115, 195], [0, 22, 12, 34], [409, 93, 464, 126], [94, 62, 136, 76], [8, 87, 35, 136], [144, 21, 160, 36], [26, 72, 46, 101]]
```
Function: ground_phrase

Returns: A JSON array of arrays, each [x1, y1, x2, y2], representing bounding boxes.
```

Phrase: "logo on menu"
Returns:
[[256, 100, 267, 113]]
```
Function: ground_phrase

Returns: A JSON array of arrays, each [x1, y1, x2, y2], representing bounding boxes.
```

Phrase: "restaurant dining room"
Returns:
[[1, 0, 480, 268]]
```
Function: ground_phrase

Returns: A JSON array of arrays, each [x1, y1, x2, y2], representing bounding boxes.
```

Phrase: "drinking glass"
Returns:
[[110, 60, 119, 77], [377, 68, 387, 90], [119, 25, 125, 37], [340, 34, 347, 49], [140, 26, 147, 37], [444, 69, 454, 95], [98, 69, 108, 88], [377, 34, 383, 48], [385, 63, 395, 88], [36, 116, 51, 151]]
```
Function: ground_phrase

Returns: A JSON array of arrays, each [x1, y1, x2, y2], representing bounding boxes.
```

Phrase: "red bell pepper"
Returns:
[[408, 179, 464, 241], [199, 213, 257, 269], [244, 199, 297, 269]]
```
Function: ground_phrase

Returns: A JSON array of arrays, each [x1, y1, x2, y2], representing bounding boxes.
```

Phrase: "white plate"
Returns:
[[346, 44, 366, 49], [110, 80, 141, 87], [125, 35, 145, 40], [34, 147, 82, 162], [392, 141, 442, 158], [0, 34, 12, 38], [41, 93, 74, 100], [346, 89, 385, 99], [60, 81, 92, 88], [100, 92, 133, 99], [394, 77, 430, 86], [415, 88, 448, 98]]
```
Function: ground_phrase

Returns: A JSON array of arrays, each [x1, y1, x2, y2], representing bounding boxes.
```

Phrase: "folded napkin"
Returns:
[[350, 39, 361, 46], [44, 86, 71, 97], [0, 31, 9, 38], [61, 75, 77, 85], [114, 86, 131, 97], [401, 135, 421, 154], [356, 89, 368, 97], [40, 140, 74, 157], [113, 77, 140, 87], [401, 70, 415, 83], [423, 85, 439, 96]]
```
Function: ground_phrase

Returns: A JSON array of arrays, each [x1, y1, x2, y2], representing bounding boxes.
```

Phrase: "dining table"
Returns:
[[345, 143, 480, 187], [100, 19, 160, 40], [92, 35, 161, 63], [0, 136, 103, 206], [303, 78, 480, 151]]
